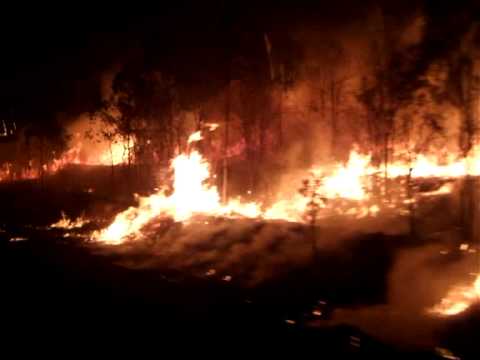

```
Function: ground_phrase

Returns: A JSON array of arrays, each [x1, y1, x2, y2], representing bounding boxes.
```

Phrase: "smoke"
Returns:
[[85, 179, 479, 350], [100, 64, 124, 102], [268, 3, 432, 165], [97, 219, 312, 285], [411, 0, 480, 82], [274, 4, 480, 178], [398, 14, 426, 49], [322, 241, 479, 348], [94, 208, 411, 286], [61, 114, 125, 166]]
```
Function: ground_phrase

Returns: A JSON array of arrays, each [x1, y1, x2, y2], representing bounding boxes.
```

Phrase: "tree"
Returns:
[[299, 176, 327, 264], [313, 41, 350, 159], [358, 5, 421, 199], [448, 23, 480, 242], [394, 88, 449, 236]]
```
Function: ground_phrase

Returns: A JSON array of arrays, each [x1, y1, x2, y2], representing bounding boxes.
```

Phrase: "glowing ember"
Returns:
[[9, 237, 28, 242], [429, 275, 480, 316], [50, 212, 87, 230]]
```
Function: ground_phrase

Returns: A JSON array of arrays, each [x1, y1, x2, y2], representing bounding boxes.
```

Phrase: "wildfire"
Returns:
[[389, 145, 480, 179], [0, 137, 134, 184], [187, 131, 203, 144], [50, 212, 88, 230], [265, 144, 480, 220], [263, 194, 310, 222], [0, 161, 45, 183], [93, 150, 262, 244], [97, 140, 134, 166], [93, 136, 480, 245], [55, 137, 134, 167], [0, 163, 12, 182], [314, 150, 373, 201], [429, 275, 480, 316]]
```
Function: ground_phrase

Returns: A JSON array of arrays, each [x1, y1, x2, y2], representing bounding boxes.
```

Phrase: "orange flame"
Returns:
[[93, 150, 262, 244], [50, 212, 87, 230], [187, 131, 203, 144], [0, 136, 135, 184], [56, 137, 134, 167], [314, 150, 373, 201], [93, 140, 480, 244], [429, 275, 480, 316]]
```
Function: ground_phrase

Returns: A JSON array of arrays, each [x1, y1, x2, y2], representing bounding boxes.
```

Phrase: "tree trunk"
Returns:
[[459, 57, 476, 242], [110, 142, 115, 194], [277, 84, 284, 149], [460, 176, 476, 242], [40, 137, 45, 189], [383, 132, 389, 199], [407, 166, 416, 237], [222, 82, 230, 203], [330, 82, 336, 159]]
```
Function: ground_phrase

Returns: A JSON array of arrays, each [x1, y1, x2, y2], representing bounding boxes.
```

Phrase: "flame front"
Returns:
[[50, 212, 87, 230], [429, 275, 480, 316], [0, 115, 137, 184], [317, 150, 373, 201], [94, 148, 377, 244], [92, 141, 480, 321], [93, 143, 480, 244], [169, 151, 222, 220], [94, 150, 261, 244]]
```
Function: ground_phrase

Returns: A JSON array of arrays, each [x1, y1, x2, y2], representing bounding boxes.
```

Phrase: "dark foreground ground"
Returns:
[[1, 172, 479, 357], [0, 234, 447, 358]]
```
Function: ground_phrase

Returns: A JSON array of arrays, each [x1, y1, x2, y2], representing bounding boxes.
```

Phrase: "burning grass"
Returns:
[[3, 126, 478, 353]]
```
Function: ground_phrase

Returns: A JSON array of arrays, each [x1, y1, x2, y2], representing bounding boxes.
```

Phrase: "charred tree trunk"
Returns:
[[109, 142, 115, 193], [383, 131, 390, 200], [222, 82, 230, 203], [460, 176, 476, 241], [39, 136, 45, 189], [258, 94, 269, 197], [459, 57, 477, 243], [406, 166, 416, 237], [330, 80, 338, 159], [277, 83, 284, 149]]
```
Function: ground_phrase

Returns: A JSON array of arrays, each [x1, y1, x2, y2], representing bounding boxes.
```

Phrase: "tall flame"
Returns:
[[93, 142, 480, 244], [93, 150, 262, 244], [316, 150, 373, 200]]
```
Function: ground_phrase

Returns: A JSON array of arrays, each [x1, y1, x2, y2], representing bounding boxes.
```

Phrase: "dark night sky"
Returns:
[[0, 0, 478, 125]]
